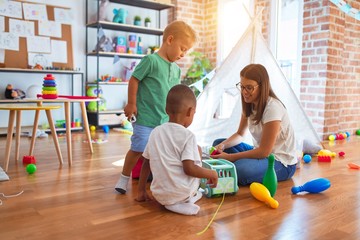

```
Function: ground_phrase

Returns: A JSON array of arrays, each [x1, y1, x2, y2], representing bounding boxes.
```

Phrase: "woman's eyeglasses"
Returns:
[[236, 83, 259, 93]]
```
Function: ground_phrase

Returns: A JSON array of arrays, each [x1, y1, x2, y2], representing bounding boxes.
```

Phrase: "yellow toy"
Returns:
[[317, 149, 336, 158]]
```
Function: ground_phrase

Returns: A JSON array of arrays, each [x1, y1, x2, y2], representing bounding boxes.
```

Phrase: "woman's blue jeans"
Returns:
[[212, 138, 296, 186]]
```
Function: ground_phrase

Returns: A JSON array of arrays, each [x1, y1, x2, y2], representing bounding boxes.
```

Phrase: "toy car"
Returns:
[[200, 159, 238, 197]]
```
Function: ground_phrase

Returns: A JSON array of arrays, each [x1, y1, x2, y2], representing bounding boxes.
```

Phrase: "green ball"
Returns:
[[356, 129, 360, 135], [26, 164, 37, 174]]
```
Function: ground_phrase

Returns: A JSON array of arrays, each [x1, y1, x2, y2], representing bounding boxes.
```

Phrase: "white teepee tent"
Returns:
[[189, 10, 321, 150]]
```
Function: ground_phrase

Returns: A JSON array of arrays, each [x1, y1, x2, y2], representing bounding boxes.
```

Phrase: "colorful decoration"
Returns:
[[330, 0, 360, 21], [42, 74, 58, 99]]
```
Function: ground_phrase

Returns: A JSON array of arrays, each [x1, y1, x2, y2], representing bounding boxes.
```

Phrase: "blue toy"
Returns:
[[303, 154, 312, 163], [102, 125, 109, 133], [200, 159, 238, 197], [113, 8, 128, 24]]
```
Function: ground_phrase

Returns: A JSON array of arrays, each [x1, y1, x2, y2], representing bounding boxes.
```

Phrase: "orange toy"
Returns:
[[347, 162, 360, 170], [249, 182, 279, 209]]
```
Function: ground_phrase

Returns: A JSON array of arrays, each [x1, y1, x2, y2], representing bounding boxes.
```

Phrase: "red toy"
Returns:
[[22, 155, 36, 164], [209, 146, 220, 156], [318, 156, 331, 162], [338, 151, 345, 157]]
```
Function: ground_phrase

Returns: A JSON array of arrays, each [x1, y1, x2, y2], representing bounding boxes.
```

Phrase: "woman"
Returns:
[[211, 64, 297, 185]]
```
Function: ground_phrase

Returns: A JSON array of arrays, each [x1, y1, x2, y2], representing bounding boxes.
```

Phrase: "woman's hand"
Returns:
[[211, 151, 232, 161], [214, 143, 225, 153]]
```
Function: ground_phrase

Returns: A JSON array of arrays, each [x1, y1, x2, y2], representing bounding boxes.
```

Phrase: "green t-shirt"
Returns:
[[132, 53, 180, 127]]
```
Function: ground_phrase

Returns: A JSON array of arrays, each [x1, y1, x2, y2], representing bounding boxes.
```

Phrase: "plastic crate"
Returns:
[[200, 159, 238, 197]]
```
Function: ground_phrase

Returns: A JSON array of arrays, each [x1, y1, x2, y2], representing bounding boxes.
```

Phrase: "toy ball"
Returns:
[[303, 154, 312, 163], [90, 125, 96, 132], [102, 125, 109, 133], [336, 134, 344, 140], [328, 135, 335, 141], [26, 163, 37, 174], [26, 85, 42, 98], [338, 151, 345, 157], [356, 129, 360, 135], [345, 131, 350, 137]]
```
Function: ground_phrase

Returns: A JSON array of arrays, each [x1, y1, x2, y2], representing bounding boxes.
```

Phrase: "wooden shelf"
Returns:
[[88, 109, 124, 114], [0, 68, 83, 75], [87, 51, 145, 59], [87, 21, 164, 35], [109, 0, 174, 10], [86, 81, 129, 85]]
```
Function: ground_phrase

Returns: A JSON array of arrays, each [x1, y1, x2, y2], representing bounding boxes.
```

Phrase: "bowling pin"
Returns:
[[250, 182, 279, 209], [262, 154, 278, 197], [291, 178, 331, 194]]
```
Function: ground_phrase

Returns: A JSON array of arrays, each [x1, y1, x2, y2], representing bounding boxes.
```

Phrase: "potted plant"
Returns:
[[181, 51, 213, 97], [144, 17, 151, 27], [134, 15, 141, 26]]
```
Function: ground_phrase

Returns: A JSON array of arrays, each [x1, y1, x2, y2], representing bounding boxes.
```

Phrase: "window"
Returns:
[[217, 0, 252, 64], [270, 0, 303, 97], [216, 0, 252, 118]]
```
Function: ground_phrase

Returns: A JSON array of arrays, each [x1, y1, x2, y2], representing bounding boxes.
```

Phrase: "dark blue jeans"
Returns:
[[213, 138, 297, 186]]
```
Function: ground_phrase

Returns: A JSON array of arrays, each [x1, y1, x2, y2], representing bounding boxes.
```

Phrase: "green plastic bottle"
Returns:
[[262, 154, 278, 197]]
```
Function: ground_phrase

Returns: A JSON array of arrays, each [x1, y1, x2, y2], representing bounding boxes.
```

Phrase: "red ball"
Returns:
[[338, 151, 345, 157]]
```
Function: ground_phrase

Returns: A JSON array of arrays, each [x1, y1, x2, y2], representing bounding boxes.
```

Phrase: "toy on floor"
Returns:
[[317, 149, 336, 162], [200, 159, 238, 198], [26, 164, 37, 174], [22, 156, 36, 164], [356, 129, 360, 135], [347, 162, 360, 169], [338, 151, 345, 157], [303, 154, 312, 163], [291, 178, 331, 194], [5, 84, 25, 99], [249, 182, 279, 209], [262, 154, 277, 197], [90, 125, 96, 132], [102, 125, 109, 133], [329, 131, 350, 141]]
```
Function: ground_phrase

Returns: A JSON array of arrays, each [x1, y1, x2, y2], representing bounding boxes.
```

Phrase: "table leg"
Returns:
[[45, 110, 63, 165], [64, 102, 72, 166], [4, 110, 16, 172], [15, 110, 21, 161], [80, 102, 93, 153], [29, 110, 40, 156]]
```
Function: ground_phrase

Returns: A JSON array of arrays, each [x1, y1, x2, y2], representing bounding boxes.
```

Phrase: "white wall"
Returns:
[[0, 0, 85, 128], [0, 0, 166, 128]]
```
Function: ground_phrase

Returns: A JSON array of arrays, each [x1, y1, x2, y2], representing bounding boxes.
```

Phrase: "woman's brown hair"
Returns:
[[240, 64, 281, 124]]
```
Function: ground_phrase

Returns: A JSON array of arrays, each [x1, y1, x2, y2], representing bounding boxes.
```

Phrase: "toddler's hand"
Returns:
[[207, 171, 218, 188], [135, 190, 153, 202], [124, 103, 137, 120]]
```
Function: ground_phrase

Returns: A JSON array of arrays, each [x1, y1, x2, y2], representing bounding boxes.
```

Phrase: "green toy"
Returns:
[[26, 164, 37, 174], [262, 154, 278, 197], [200, 159, 238, 198]]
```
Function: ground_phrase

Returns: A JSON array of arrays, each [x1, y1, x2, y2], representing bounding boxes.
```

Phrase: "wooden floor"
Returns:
[[1, 130, 360, 240]]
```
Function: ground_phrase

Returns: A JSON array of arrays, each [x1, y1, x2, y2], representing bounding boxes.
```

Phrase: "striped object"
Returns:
[[42, 74, 58, 99]]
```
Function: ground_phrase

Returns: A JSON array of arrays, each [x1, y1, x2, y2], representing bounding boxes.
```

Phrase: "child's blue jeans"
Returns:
[[212, 138, 296, 186]]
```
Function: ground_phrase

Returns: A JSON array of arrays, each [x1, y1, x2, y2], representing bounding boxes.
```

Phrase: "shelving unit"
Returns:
[[85, 0, 174, 127], [0, 68, 84, 124]]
